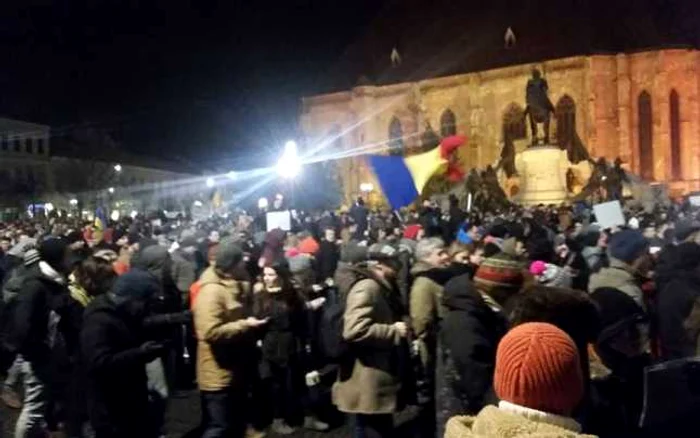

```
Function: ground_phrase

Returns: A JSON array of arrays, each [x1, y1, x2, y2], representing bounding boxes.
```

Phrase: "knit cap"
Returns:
[[23, 248, 40, 266], [39, 237, 69, 273], [474, 252, 526, 292], [608, 229, 648, 263], [111, 269, 160, 301], [215, 238, 244, 273], [538, 263, 573, 289], [494, 322, 584, 416], [340, 241, 368, 264], [298, 236, 320, 255]]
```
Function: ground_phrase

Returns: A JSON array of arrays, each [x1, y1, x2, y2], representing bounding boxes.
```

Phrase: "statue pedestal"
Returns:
[[514, 145, 569, 205]]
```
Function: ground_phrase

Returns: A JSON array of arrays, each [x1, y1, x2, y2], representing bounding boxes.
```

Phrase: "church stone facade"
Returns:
[[300, 48, 700, 204]]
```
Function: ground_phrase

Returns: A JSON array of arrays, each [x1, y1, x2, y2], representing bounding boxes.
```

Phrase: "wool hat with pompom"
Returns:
[[473, 252, 526, 292], [494, 322, 584, 416]]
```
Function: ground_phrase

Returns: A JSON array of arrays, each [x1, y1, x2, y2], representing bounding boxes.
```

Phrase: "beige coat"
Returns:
[[332, 276, 403, 414], [588, 258, 644, 310], [410, 261, 445, 366], [445, 405, 596, 438], [193, 267, 255, 391]]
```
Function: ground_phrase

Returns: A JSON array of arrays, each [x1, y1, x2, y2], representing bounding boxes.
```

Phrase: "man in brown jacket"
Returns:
[[193, 238, 268, 438], [333, 243, 409, 438]]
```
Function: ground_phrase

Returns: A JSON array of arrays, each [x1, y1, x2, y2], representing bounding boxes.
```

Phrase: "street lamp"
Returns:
[[258, 197, 269, 209], [206, 177, 215, 188], [108, 187, 115, 194], [69, 198, 78, 206], [114, 164, 122, 173], [276, 140, 301, 179]]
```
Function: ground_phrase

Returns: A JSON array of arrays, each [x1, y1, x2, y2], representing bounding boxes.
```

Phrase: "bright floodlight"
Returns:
[[44, 203, 54, 212], [226, 171, 237, 180], [193, 200, 203, 207], [258, 197, 269, 209], [69, 198, 78, 206], [206, 177, 215, 188], [276, 140, 301, 179], [360, 183, 374, 193], [108, 187, 115, 194], [130, 210, 139, 218], [114, 164, 122, 173], [110, 210, 120, 221]]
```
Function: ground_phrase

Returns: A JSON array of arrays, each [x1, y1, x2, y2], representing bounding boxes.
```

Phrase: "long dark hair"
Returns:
[[74, 256, 117, 297], [255, 260, 302, 316]]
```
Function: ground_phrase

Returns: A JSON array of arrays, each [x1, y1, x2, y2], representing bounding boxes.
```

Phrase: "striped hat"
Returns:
[[474, 252, 526, 291], [23, 248, 41, 266]]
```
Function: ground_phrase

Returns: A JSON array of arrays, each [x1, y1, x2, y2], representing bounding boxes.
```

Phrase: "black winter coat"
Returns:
[[317, 240, 340, 282], [435, 274, 508, 438], [81, 294, 154, 438], [655, 243, 700, 360], [10, 266, 78, 363]]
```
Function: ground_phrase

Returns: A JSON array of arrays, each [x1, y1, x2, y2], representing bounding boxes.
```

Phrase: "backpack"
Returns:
[[0, 266, 27, 361], [319, 266, 366, 362]]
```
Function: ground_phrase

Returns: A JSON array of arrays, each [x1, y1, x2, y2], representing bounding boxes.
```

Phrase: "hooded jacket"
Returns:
[[444, 405, 595, 438], [332, 265, 408, 414], [655, 243, 700, 360], [410, 261, 455, 367], [81, 291, 155, 438], [10, 261, 77, 363], [588, 258, 644, 310], [132, 245, 179, 312], [436, 274, 508, 436], [193, 267, 256, 391], [260, 229, 287, 267]]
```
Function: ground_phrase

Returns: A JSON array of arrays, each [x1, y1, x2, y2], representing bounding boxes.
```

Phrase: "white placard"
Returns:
[[689, 195, 700, 207], [266, 211, 291, 231], [593, 200, 625, 229]]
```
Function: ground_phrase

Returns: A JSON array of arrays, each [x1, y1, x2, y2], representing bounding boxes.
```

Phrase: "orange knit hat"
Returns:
[[494, 322, 583, 416], [297, 236, 320, 255]]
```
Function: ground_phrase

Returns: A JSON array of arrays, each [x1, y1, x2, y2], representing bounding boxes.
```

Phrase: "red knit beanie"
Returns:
[[494, 322, 583, 416]]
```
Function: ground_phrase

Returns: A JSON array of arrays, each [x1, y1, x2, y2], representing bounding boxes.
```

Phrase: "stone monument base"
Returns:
[[514, 145, 570, 205]]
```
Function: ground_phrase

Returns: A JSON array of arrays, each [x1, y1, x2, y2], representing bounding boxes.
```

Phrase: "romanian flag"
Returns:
[[94, 206, 107, 231], [368, 135, 466, 209]]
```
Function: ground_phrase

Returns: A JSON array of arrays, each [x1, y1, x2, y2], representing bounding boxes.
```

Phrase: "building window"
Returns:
[[36, 138, 44, 155], [670, 89, 682, 180], [388, 116, 404, 155], [26, 138, 33, 154], [503, 104, 526, 141], [420, 124, 440, 153], [638, 91, 654, 180], [440, 109, 457, 137], [13, 138, 21, 152], [556, 95, 576, 149]]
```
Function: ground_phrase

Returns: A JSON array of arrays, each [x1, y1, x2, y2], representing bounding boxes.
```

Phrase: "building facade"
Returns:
[[301, 49, 700, 203], [0, 117, 198, 215]]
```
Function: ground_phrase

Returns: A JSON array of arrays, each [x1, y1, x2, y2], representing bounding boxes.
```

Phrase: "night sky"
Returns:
[[0, 0, 697, 170], [0, 0, 387, 168]]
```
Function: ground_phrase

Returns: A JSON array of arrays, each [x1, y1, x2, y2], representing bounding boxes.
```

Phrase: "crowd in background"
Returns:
[[1, 194, 700, 438]]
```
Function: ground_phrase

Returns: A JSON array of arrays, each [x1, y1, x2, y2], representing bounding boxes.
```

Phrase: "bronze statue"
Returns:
[[605, 157, 628, 201], [577, 157, 608, 203], [482, 165, 509, 209], [525, 69, 555, 145], [497, 129, 518, 178]]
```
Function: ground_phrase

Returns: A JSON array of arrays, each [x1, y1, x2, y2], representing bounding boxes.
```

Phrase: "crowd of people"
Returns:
[[1, 194, 700, 438]]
